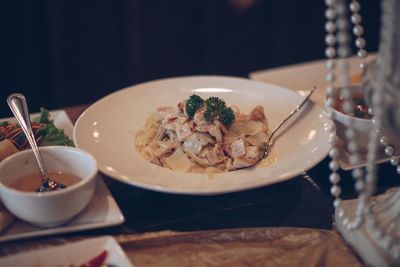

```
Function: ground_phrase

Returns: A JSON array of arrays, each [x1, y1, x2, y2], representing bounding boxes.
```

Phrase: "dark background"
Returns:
[[0, 0, 381, 117]]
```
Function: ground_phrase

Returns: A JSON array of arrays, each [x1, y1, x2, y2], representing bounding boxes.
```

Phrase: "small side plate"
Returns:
[[337, 138, 390, 170], [0, 236, 134, 267]]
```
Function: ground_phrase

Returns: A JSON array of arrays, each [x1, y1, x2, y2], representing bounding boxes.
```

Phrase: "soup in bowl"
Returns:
[[0, 146, 97, 227], [327, 85, 372, 153]]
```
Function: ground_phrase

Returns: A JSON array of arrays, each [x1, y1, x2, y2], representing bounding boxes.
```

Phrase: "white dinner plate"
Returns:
[[0, 111, 125, 241], [74, 76, 332, 195], [0, 236, 134, 267]]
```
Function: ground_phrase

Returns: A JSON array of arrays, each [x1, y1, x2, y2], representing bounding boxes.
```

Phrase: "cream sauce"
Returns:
[[259, 149, 278, 167]]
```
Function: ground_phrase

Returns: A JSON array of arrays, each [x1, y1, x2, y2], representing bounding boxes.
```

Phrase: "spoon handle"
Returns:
[[7, 94, 49, 180]]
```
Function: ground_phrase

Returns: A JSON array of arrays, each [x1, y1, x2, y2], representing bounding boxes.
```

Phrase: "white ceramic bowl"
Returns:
[[0, 146, 97, 228], [327, 85, 372, 153]]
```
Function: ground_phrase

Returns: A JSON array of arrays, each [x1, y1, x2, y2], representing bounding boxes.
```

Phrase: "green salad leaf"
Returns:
[[33, 107, 51, 124], [34, 108, 74, 146], [35, 123, 74, 146]]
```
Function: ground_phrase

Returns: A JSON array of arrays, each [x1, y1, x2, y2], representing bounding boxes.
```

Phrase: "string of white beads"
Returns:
[[363, 0, 400, 259], [325, 0, 368, 230], [379, 136, 400, 174]]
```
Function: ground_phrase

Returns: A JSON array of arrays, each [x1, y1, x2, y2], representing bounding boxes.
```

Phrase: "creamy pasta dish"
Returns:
[[135, 95, 271, 173]]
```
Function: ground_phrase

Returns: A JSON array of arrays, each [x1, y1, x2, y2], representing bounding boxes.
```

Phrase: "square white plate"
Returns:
[[249, 55, 376, 107], [0, 110, 125, 242], [0, 236, 134, 267]]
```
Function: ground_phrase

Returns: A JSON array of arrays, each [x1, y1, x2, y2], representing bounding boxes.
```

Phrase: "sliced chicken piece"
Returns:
[[236, 113, 250, 123], [215, 120, 229, 135], [231, 146, 263, 170], [164, 147, 192, 172], [230, 138, 246, 157], [245, 132, 268, 146], [194, 124, 222, 143], [208, 124, 223, 143], [182, 135, 204, 155], [205, 144, 226, 165], [223, 133, 240, 146], [196, 133, 215, 145], [249, 105, 266, 122], [245, 146, 264, 159], [226, 120, 259, 139], [162, 117, 178, 132], [182, 132, 214, 156], [186, 151, 211, 167], [176, 122, 192, 141]]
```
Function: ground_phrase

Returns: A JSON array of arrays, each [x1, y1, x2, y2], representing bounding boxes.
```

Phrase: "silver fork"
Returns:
[[259, 87, 316, 162]]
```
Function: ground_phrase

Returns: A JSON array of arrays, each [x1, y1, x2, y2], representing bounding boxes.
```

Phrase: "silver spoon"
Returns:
[[7, 93, 66, 192], [258, 87, 316, 163]]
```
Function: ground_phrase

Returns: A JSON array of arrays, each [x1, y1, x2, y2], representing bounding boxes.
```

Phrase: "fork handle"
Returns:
[[268, 87, 315, 143]]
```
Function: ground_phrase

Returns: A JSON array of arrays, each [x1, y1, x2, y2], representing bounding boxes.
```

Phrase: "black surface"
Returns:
[[0, 0, 381, 117]]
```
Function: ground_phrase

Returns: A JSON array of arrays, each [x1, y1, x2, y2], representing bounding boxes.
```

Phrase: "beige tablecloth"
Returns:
[[0, 227, 363, 266], [118, 227, 363, 267]]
